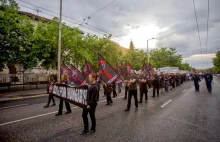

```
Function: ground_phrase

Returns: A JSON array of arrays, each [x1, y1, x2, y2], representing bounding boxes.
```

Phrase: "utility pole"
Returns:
[[57, 0, 62, 83]]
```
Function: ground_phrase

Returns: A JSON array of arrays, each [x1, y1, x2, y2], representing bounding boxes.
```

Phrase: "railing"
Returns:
[[51, 84, 88, 108], [0, 72, 54, 92]]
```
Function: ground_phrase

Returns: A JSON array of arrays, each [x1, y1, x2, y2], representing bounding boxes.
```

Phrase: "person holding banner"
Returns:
[[124, 69, 138, 111], [55, 74, 72, 116], [81, 73, 99, 134]]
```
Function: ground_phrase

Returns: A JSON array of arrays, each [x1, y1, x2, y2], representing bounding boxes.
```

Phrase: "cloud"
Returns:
[[15, 0, 220, 69]]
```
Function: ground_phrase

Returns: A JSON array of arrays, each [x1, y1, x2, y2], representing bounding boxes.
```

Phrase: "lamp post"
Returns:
[[57, 0, 63, 83], [147, 38, 155, 66]]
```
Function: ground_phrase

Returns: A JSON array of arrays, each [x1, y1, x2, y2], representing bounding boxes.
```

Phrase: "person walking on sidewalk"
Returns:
[[55, 74, 72, 116], [81, 73, 99, 134], [124, 69, 138, 111], [44, 75, 56, 108]]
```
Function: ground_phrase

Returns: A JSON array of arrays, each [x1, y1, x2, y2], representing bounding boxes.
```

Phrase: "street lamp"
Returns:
[[147, 38, 155, 66]]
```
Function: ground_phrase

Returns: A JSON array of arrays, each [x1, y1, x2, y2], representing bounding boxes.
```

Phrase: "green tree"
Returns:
[[213, 51, 220, 73], [0, 0, 36, 70]]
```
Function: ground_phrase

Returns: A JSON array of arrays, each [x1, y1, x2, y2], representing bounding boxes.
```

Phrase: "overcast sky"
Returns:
[[16, 0, 220, 69]]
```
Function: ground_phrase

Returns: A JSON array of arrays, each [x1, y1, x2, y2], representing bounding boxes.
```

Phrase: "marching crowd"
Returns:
[[44, 70, 213, 135]]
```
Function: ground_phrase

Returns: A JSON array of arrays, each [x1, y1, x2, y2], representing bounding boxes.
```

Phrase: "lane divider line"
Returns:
[[182, 89, 187, 93], [160, 100, 172, 108], [0, 104, 29, 110]]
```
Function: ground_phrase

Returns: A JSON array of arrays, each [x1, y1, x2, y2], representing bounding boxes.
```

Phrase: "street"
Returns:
[[0, 78, 220, 142]]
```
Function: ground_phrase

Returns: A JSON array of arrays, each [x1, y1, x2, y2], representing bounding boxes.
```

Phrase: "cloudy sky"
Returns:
[[16, 0, 220, 69]]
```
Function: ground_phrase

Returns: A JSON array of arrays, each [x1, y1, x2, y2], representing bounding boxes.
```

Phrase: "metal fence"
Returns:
[[0, 72, 55, 92]]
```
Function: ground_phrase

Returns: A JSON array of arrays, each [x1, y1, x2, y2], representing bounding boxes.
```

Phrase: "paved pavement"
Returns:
[[0, 88, 48, 102], [0, 78, 219, 142]]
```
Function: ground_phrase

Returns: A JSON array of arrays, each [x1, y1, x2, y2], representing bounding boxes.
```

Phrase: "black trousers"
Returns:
[[118, 83, 121, 93], [58, 99, 71, 114], [126, 90, 138, 110], [153, 85, 159, 96], [113, 88, 117, 97], [124, 86, 129, 99], [47, 94, 55, 106], [140, 87, 148, 102], [106, 93, 113, 104], [82, 103, 97, 131]]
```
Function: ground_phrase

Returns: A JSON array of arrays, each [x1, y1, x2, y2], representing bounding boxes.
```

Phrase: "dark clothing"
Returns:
[[82, 103, 97, 131], [139, 76, 148, 102], [128, 75, 138, 90], [124, 84, 129, 99], [152, 75, 160, 96], [126, 90, 138, 110], [112, 82, 117, 97], [204, 74, 213, 92], [126, 75, 138, 109], [105, 84, 113, 104], [192, 75, 201, 91], [58, 99, 71, 114], [57, 81, 71, 114], [47, 95, 55, 106], [82, 82, 99, 131], [87, 83, 99, 105]]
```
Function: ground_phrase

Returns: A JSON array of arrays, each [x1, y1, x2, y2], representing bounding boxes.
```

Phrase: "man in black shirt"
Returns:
[[139, 71, 148, 103], [124, 69, 138, 111], [81, 73, 99, 134]]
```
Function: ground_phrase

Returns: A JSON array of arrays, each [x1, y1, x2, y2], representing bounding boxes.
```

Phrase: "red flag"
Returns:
[[148, 63, 153, 77], [98, 53, 118, 83], [69, 64, 86, 86], [83, 59, 95, 76], [61, 64, 72, 81]]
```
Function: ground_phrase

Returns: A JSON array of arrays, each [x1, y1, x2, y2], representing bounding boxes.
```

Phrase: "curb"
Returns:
[[0, 94, 49, 102]]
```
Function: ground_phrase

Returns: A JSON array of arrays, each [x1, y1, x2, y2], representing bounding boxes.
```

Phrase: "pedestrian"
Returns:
[[124, 69, 138, 111], [123, 80, 129, 100], [81, 73, 99, 134], [159, 72, 165, 94], [204, 73, 213, 92], [112, 80, 117, 98], [104, 82, 113, 105], [192, 72, 201, 92], [44, 75, 56, 108], [138, 71, 148, 103], [152, 72, 160, 97], [55, 74, 72, 116]]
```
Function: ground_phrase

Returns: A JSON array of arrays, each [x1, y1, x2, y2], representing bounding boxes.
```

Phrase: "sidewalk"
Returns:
[[0, 88, 48, 102]]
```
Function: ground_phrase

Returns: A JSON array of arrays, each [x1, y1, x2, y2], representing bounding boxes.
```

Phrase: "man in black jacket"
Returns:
[[81, 73, 99, 135]]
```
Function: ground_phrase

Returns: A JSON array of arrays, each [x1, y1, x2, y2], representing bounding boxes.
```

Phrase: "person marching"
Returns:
[[104, 82, 113, 105], [123, 81, 129, 100], [124, 69, 138, 111], [204, 73, 213, 92], [164, 73, 170, 92], [44, 75, 56, 108], [55, 74, 72, 116], [192, 72, 201, 92], [138, 71, 148, 103], [81, 73, 99, 134], [159, 72, 165, 94], [152, 72, 160, 97], [112, 80, 117, 98]]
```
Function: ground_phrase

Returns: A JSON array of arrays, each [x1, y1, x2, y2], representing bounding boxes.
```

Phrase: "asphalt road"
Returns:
[[0, 78, 219, 142]]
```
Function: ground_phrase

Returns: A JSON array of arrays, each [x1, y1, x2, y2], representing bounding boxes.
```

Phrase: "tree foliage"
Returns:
[[212, 51, 220, 73], [0, 0, 192, 72]]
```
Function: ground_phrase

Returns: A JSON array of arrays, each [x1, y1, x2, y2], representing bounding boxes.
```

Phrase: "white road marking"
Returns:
[[0, 95, 124, 127], [0, 104, 29, 110], [182, 89, 187, 93], [160, 100, 172, 108]]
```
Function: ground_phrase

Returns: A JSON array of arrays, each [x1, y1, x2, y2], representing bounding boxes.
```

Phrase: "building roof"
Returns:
[[18, 11, 51, 22]]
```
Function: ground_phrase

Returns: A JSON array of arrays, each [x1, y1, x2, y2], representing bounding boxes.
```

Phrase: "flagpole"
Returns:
[[57, 0, 63, 83]]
